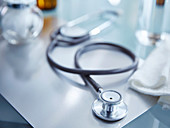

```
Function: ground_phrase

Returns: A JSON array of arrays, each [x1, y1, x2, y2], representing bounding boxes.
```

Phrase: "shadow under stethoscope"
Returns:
[[1, 38, 45, 80], [51, 64, 134, 97]]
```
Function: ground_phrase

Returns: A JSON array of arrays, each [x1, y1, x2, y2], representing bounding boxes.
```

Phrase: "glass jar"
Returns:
[[135, 0, 170, 46], [37, 0, 57, 10], [0, 0, 44, 45]]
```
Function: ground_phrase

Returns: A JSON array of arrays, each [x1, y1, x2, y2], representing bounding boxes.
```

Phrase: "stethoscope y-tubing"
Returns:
[[47, 41, 138, 75], [47, 40, 138, 93]]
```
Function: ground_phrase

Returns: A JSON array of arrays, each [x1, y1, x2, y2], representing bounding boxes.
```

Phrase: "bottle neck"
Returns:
[[7, 3, 31, 9], [5, 0, 36, 9]]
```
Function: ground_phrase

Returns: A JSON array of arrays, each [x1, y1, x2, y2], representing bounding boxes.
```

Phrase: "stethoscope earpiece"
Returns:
[[92, 90, 128, 121]]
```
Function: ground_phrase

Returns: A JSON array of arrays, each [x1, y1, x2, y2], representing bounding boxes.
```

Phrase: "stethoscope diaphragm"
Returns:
[[92, 90, 128, 121]]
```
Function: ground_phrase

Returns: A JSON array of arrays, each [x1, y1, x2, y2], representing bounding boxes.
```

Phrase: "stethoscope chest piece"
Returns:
[[92, 90, 128, 121]]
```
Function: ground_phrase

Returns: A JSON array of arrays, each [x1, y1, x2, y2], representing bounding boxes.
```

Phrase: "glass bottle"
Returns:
[[0, 0, 44, 45], [136, 0, 170, 46], [37, 0, 57, 10]]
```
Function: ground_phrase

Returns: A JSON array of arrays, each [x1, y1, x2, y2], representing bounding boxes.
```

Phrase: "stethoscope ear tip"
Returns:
[[92, 90, 128, 122]]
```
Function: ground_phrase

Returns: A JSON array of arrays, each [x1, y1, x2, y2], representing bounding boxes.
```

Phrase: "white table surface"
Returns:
[[0, 0, 158, 127]]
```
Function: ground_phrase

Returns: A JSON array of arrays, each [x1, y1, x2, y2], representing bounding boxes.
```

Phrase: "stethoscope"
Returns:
[[47, 10, 138, 122]]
